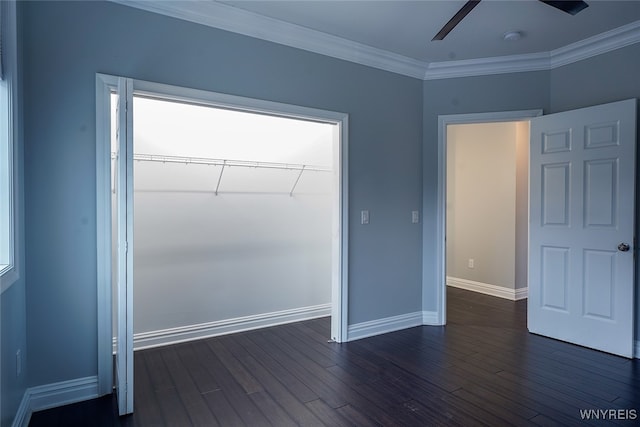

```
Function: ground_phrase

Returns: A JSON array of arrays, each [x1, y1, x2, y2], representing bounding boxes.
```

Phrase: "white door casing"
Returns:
[[528, 99, 637, 358], [115, 77, 134, 415], [435, 110, 543, 325]]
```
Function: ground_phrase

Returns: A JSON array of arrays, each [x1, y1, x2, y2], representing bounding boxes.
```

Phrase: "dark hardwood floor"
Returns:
[[30, 288, 640, 426]]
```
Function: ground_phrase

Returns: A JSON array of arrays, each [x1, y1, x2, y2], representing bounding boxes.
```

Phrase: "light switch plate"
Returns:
[[361, 210, 369, 225]]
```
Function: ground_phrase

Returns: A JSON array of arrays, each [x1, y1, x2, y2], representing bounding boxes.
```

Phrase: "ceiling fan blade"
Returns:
[[432, 0, 481, 41], [539, 0, 589, 15]]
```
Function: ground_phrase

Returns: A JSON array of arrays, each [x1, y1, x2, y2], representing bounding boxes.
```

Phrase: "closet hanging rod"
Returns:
[[111, 152, 331, 172]]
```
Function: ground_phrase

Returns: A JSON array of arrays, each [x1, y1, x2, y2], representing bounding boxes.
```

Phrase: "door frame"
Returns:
[[95, 74, 350, 396], [434, 109, 543, 325]]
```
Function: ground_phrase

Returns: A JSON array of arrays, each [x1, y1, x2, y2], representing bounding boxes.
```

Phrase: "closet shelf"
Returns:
[[111, 152, 331, 196], [111, 152, 331, 172]]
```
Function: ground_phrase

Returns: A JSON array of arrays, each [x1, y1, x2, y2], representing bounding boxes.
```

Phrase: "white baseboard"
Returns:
[[447, 276, 528, 301], [422, 310, 441, 326], [12, 376, 99, 427], [11, 392, 30, 427], [514, 287, 529, 300], [131, 303, 332, 351], [347, 311, 424, 341]]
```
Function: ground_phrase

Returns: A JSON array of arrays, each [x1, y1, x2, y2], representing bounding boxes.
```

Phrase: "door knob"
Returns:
[[618, 243, 630, 252]]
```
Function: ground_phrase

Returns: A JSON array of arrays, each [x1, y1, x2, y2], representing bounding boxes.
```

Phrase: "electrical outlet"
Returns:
[[16, 349, 21, 377], [468, 259, 475, 268], [411, 211, 420, 224]]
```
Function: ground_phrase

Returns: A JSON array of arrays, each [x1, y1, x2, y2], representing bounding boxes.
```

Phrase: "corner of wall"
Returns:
[[9, 376, 99, 427], [9, 392, 29, 427]]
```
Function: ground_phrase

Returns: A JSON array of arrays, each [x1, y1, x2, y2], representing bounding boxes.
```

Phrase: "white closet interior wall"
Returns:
[[112, 96, 334, 348]]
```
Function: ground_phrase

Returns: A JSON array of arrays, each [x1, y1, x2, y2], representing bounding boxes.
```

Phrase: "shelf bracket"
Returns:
[[215, 161, 226, 195], [289, 166, 305, 197]]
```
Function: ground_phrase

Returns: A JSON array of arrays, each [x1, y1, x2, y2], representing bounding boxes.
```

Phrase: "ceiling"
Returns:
[[219, 0, 640, 63], [116, 0, 640, 78]]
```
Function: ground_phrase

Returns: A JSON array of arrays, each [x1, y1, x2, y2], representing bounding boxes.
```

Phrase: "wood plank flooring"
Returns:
[[29, 288, 640, 426]]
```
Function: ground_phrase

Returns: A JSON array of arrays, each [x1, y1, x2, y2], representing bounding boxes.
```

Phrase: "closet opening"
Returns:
[[110, 92, 342, 351], [97, 75, 348, 403]]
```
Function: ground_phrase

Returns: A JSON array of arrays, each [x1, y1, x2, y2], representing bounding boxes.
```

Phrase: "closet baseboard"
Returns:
[[447, 276, 528, 301], [124, 303, 332, 351]]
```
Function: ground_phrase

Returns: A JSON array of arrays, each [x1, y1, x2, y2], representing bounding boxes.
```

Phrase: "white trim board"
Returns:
[[125, 304, 331, 351], [347, 310, 443, 341], [422, 311, 440, 326], [0, 0, 20, 295], [10, 393, 29, 427], [347, 311, 423, 342], [635, 340, 640, 359], [425, 21, 640, 80], [111, 1, 640, 80], [447, 277, 528, 301], [11, 376, 99, 427]]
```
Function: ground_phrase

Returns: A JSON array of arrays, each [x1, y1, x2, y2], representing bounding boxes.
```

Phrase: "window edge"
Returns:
[[0, 0, 19, 294]]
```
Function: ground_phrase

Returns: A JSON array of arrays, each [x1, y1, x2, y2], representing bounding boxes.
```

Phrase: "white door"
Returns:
[[115, 77, 134, 414], [529, 99, 637, 358]]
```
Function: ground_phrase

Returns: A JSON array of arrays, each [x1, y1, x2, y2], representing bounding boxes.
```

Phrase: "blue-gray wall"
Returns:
[[21, 1, 423, 388], [549, 43, 640, 114]]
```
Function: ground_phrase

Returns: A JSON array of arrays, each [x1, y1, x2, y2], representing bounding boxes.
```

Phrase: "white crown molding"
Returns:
[[425, 20, 640, 80], [112, 1, 639, 80], [550, 20, 640, 68], [424, 52, 550, 80], [111, 0, 427, 79]]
